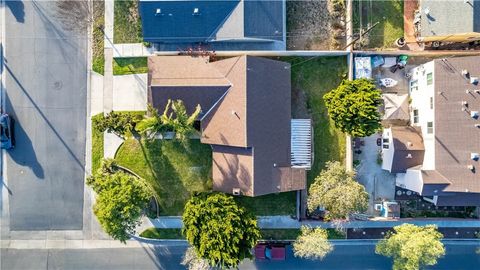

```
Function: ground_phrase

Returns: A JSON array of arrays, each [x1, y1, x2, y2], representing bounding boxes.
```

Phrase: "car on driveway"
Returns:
[[0, 113, 15, 149]]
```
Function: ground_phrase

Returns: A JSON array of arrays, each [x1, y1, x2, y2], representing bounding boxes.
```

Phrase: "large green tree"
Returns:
[[182, 193, 260, 269], [324, 79, 382, 137], [376, 224, 445, 270], [293, 226, 333, 260], [308, 161, 368, 220], [87, 159, 152, 243]]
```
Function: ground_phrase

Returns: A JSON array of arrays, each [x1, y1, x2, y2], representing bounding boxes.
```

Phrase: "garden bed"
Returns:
[[114, 0, 143, 43]]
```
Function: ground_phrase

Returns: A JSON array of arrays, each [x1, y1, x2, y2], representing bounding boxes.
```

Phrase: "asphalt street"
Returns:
[[1, 241, 479, 270], [3, 0, 87, 230]]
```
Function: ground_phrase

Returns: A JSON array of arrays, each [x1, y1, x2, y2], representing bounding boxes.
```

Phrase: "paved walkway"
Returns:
[[356, 135, 396, 215], [113, 74, 147, 111], [103, 0, 114, 114], [146, 216, 480, 229], [90, 72, 104, 116], [103, 132, 124, 159], [113, 43, 154, 58]]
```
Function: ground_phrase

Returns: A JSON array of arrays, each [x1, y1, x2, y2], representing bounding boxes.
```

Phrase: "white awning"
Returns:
[[291, 119, 313, 169]]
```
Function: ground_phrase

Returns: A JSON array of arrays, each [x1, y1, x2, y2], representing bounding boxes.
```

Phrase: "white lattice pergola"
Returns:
[[291, 119, 313, 169]]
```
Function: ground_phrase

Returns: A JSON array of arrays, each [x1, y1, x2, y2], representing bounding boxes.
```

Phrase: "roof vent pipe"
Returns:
[[470, 77, 479, 85], [471, 111, 479, 119]]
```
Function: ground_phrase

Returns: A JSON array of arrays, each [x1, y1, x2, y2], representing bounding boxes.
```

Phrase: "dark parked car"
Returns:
[[0, 113, 14, 149]]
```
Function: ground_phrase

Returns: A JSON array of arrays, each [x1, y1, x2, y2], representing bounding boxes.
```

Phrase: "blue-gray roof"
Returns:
[[244, 0, 283, 40], [139, 0, 239, 43], [139, 0, 285, 45]]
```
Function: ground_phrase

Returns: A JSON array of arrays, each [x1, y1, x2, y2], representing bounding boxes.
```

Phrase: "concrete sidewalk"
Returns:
[[113, 43, 154, 58], [147, 216, 480, 229], [112, 74, 147, 111]]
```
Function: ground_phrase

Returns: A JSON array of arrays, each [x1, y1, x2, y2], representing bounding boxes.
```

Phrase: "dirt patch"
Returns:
[[287, 0, 346, 50]]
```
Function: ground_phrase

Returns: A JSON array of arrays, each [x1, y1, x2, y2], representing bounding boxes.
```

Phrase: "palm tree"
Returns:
[[170, 100, 201, 141], [136, 100, 201, 141]]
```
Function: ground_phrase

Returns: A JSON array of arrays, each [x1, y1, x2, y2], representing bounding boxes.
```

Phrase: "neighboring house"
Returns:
[[139, 0, 286, 51], [382, 56, 480, 206], [416, 0, 480, 43], [147, 55, 311, 196]]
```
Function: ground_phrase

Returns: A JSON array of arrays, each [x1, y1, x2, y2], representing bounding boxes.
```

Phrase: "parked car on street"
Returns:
[[0, 113, 15, 149]]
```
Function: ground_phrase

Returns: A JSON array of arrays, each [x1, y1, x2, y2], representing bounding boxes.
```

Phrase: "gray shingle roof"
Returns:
[[420, 0, 480, 37]]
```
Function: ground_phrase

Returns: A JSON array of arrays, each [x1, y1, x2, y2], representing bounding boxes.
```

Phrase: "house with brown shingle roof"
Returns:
[[148, 55, 309, 196], [382, 56, 480, 206]]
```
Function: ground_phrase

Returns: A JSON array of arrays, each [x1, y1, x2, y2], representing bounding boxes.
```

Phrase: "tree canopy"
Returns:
[[324, 79, 382, 137], [136, 100, 201, 141], [307, 161, 368, 220], [293, 226, 333, 260], [87, 159, 152, 243], [182, 193, 260, 269], [376, 224, 445, 270]]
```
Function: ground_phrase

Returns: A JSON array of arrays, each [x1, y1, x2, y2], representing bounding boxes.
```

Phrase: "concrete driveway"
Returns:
[[355, 134, 396, 215], [3, 1, 86, 230]]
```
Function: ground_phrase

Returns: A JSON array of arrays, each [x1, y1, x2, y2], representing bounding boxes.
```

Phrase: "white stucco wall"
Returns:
[[409, 61, 435, 170], [396, 168, 423, 193], [381, 128, 395, 172]]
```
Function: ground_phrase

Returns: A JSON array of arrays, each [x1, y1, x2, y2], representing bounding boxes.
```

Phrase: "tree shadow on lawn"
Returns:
[[125, 138, 212, 215]]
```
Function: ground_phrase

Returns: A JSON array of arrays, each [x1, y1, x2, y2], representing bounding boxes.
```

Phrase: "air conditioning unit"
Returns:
[[374, 204, 383, 211], [232, 188, 241, 196], [155, 8, 162, 16], [471, 153, 479, 161], [193, 8, 200, 15]]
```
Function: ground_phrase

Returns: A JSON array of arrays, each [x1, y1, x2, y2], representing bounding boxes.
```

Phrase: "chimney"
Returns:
[[467, 164, 475, 172]]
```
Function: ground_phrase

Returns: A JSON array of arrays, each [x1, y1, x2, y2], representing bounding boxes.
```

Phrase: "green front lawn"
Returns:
[[91, 114, 104, 172], [113, 0, 143, 44], [353, 0, 404, 48], [115, 138, 212, 215], [235, 192, 297, 216], [139, 228, 346, 240], [113, 57, 148, 75], [280, 56, 347, 185]]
